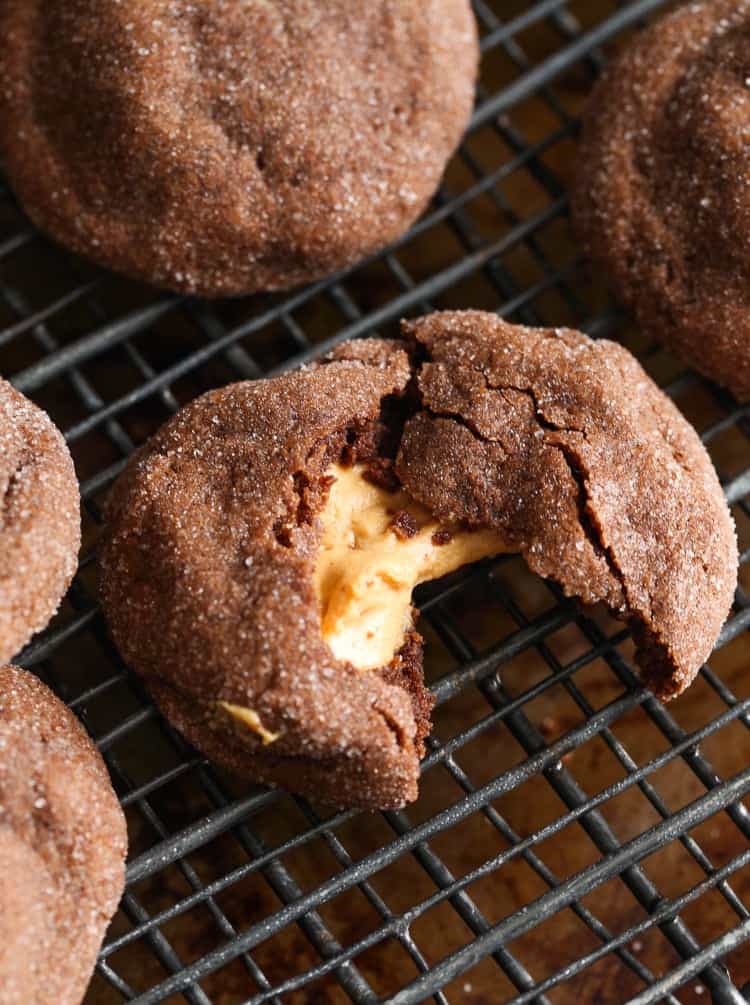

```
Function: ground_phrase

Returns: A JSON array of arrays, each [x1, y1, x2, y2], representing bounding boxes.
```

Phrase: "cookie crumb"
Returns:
[[390, 510, 419, 539]]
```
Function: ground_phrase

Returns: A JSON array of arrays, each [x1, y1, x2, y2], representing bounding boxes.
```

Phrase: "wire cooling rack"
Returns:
[[4, 1, 750, 1002]]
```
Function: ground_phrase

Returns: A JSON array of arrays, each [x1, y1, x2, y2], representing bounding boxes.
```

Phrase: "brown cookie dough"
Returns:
[[0, 0, 478, 298], [0, 666, 127, 1005], [99, 311, 736, 809], [0, 379, 81, 665], [571, 0, 750, 400]]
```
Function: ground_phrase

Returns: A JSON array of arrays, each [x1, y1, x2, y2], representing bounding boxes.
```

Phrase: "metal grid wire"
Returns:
[[3, 1, 750, 1002]]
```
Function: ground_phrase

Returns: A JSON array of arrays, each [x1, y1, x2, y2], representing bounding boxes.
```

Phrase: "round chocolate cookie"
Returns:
[[0, 379, 80, 665], [571, 0, 750, 400], [0, 0, 478, 298], [0, 665, 127, 1005], [99, 311, 736, 809]]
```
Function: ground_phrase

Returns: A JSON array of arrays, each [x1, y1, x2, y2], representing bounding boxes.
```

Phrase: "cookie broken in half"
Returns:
[[99, 312, 737, 809]]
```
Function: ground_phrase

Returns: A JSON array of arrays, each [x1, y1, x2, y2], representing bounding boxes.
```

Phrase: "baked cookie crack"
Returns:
[[418, 401, 507, 450], [0, 462, 24, 532]]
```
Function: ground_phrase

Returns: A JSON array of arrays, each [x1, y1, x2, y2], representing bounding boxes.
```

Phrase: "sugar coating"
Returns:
[[0, 666, 127, 1005], [0, 379, 81, 664], [572, 0, 750, 400], [0, 0, 478, 297]]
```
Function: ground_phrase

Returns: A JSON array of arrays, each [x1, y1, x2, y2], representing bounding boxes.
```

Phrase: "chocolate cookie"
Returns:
[[0, 665, 127, 1005], [571, 0, 750, 399], [0, 0, 478, 298], [99, 311, 736, 809], [0, 379, 80, 665]]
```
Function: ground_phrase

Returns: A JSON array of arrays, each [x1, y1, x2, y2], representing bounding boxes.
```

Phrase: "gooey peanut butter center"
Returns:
[[314, 464, 508, 670]]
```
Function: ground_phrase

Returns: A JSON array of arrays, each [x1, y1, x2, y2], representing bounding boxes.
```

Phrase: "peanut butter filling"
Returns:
[[314, 464, 508, 670], [216, 702, 282, 746]]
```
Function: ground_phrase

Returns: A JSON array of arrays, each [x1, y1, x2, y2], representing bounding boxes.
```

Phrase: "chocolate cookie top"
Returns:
[[397, 311, 737, 700], [0, 379, 80, 665], [100, 311, 736, 810], [0, 0, 478, 297], [0, 666, 127, 1005], [571, 0, 750, 400]]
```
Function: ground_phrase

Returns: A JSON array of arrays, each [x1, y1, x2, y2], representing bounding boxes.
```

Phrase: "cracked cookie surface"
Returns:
[[0, 665, 126, 1005], [571, 0, 750, 400], [99, 312, 736, 809], [0, 379, 80, 665], [0, 0, 478, 297]]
